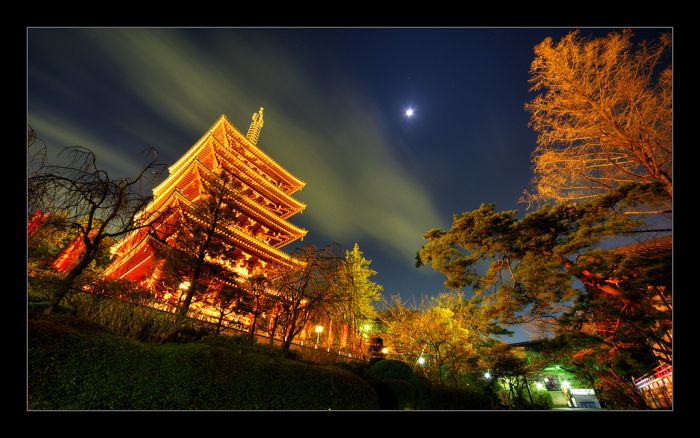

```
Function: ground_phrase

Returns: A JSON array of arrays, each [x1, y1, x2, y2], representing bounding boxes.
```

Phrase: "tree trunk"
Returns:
[[215, 313, 224, 334], [269, 315, 279, 347], [178, 259, 204, 320], [523, 375, 533, 404], [46, 247, 96, 314], [249, 296, 259, 343]]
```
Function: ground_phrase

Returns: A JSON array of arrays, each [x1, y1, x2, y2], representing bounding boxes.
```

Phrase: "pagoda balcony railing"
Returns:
[[634, 363, 672, 390]]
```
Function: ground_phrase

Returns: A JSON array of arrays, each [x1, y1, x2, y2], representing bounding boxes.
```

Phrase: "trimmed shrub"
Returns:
[[367, 359, 415, 381], [29, 314, 380, 410], [428, 385, 494, 410], [384, 379, 417, 410]]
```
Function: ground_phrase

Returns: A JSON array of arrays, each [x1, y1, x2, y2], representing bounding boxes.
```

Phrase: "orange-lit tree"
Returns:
[[150, 166, 243, 320], [29, 144, 165, 314], [379, 291, 504, 388], [523, 30, 672, 209], [211, 282, 246, 334], [239, 274, 271, 343], [270, 244, 340, 354], [417, 182, 670, 407]]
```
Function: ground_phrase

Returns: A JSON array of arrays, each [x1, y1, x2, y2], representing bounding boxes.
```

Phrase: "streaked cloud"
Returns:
[[29, 28, 443, 262], [29, 109, 143, 176]]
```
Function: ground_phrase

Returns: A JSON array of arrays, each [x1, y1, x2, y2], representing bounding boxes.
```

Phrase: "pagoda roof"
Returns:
[[612, 235, 672, 258], [152, 123, 306, 217], [107, 194, 305, 279], [163, 114, 305, 196], [210, 139, 306, 217], [175, 194, 305, 269], [145, 160, 306, 245]]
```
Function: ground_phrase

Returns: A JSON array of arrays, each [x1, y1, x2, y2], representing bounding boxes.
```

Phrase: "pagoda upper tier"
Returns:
[[103, 109, 308, 284]]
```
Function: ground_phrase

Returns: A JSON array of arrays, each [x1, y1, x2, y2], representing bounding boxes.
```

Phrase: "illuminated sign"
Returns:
[[570, 388, 595, 395]]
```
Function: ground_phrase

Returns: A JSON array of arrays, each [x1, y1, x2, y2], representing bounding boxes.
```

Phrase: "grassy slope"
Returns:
[[28, 313, 379, 410]]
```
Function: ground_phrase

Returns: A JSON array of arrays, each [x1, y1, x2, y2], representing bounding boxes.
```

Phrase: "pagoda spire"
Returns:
[[246, 107, 265, 146]]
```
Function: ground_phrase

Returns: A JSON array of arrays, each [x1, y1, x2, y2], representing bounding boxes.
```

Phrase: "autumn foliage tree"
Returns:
[[416, 183, 670, 407], [379, 291, 504, 387], [523, 29, 672, 208]]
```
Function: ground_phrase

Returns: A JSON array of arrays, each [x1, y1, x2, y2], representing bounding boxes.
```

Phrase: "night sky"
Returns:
[[28, 27, 668, 342]]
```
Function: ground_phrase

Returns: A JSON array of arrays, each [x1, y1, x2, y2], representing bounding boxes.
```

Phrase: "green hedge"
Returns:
[[428, 385, 495, 410], [29, 314, 379, 410], [367, 359, 415, 381]]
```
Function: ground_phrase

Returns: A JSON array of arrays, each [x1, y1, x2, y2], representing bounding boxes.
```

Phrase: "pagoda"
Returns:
[[102, 109, 308, 315]]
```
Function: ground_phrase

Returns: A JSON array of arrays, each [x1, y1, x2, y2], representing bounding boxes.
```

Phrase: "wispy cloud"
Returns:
[[29, 28, 443, 262], [29, 109, 143, 176]]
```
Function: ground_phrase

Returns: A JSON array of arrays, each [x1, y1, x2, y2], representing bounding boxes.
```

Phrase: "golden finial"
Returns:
[[246, 107, 265, 146]]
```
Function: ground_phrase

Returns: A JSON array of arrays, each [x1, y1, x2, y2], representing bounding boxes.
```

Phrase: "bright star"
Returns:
[[405, 108, 414, 117]]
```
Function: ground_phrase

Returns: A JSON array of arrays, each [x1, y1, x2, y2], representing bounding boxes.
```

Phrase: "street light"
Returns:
[[417, 357, 426, 365], [315, 325, 323, 347], [484, 370, 492, 380]]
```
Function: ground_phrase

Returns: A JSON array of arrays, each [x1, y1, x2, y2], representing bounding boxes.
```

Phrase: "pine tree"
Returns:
[[332, 243, 383, 353]]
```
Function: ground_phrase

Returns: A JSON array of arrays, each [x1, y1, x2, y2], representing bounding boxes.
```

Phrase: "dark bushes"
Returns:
[[29, 314, 379, 410]]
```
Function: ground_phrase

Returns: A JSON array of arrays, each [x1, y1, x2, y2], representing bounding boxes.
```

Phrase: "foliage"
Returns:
[[330, 243, 384, 353], [28, 212, 78, 268], [378, 291, 505, 387], [417, 183, 669, 407], [418, 183, 660, 325], [365, 361, 495, 410], [209, 283, 247, 335], [478, 343, 546, 409], [270, 244, 341, 353], [538, 335, 655, 409], [69, 292, 183, 343], [523, 29, 672, 206], [367, 359, 416, 382], [427, 385, 495, 410], [151, 166, 243, 319], [28, 142, 165, 313], [237, 274, 272, 342], [29, 313, 380, 410], [28, 270, 67, 302]]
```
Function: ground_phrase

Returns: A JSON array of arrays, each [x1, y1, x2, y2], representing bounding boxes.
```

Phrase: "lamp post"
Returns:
[[315, 324, 323, 348], [176, 281, 190, 309], [414, 343, 428, 372]]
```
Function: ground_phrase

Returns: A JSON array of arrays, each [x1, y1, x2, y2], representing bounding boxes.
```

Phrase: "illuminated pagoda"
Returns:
[[102, 109, 308, 320]]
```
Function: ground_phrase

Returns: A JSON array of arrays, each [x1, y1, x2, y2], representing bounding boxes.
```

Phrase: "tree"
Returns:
[[29, 145, 165, 313], [239, 274, 271, 343], [416, 182, 670, 406], [523, 30, 672, 207], [538, 335, 654, 409], [378, 291, 504, 387], [270, 244, 340, 354], [478, 343, 542, 408], [210, 283, 246, 335], [151, 166, 242, 320], [28, 212, 79, 268], [331, 243, 383, 353]]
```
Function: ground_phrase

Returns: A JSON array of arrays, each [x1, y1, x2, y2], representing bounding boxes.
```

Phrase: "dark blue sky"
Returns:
[[28, 27, 668, 342]]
